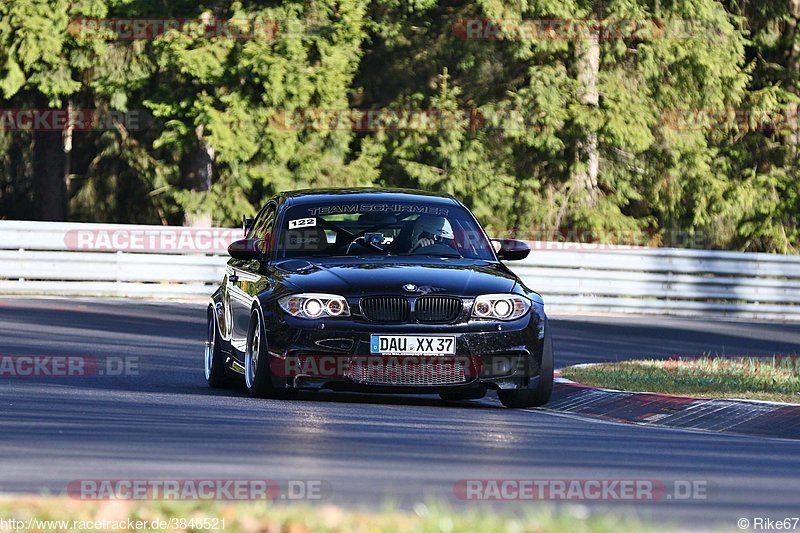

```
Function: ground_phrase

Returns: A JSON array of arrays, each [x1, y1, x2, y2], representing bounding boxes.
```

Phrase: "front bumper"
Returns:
[[262, 308, 547, 393]]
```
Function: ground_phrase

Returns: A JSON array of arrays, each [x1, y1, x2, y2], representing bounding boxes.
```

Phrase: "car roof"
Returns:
[[279, 188, 460, 207]]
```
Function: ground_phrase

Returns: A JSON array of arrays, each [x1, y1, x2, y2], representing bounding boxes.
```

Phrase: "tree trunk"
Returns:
[[179, 124, 215, 227], [572, 28, 600, 208], [33, 100, 67, 221], [785, 0, 800, 163]]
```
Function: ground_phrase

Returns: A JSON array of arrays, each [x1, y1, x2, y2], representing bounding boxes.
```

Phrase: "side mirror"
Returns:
[[228, 238, 266, 260], [491, 239, 530, 261]]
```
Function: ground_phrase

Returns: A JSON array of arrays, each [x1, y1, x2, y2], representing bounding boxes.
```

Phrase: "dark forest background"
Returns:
[[1, 0, 799, 252]]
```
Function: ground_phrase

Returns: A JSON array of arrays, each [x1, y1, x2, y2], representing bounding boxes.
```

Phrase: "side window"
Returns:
[[248, 203, 276, 239], [252, 204, 277, 255]]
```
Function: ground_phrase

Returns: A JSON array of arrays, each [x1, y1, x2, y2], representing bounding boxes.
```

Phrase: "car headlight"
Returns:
[[471, 294, 530, 320], [278, 293, 351, 319]]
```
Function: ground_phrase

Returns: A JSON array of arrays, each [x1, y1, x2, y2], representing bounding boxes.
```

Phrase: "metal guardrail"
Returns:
[[511, 244, 800, 320], [0, 220, 230, 299], [1, 220, 799, 320]]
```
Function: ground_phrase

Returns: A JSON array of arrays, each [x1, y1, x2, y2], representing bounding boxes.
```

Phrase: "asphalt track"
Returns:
[[1, 297, 799, 528]]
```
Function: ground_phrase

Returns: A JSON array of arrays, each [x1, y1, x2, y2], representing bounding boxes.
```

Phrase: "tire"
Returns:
[[440, 387, 487, 402], [205, 307, 231, 388], [244, 309, 296, 399], [498, 328, 554, 408]]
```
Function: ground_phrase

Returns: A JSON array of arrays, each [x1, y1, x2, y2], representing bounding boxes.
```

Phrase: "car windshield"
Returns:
[[277, 201, 496, 260]]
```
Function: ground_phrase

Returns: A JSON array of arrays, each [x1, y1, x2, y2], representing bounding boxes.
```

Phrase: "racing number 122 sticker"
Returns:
[[289, 217, 316, 230]]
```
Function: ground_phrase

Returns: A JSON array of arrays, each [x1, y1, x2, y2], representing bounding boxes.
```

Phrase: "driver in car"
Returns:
[[409, 215, 456, 253]]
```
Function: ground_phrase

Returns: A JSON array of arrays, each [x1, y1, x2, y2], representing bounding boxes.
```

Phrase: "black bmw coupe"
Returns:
[[206, 188, 553, 408]]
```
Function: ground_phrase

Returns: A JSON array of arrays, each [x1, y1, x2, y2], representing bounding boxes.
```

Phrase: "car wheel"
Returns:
[[205, 307, 231, 388], [244, 309, 274, 397], [498, 329, 554, 408], [244, 309, 296, 399], [440, 386, 487, 402]]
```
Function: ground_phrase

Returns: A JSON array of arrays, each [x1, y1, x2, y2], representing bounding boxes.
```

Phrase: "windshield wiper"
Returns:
[[393, 252, 463, 258]]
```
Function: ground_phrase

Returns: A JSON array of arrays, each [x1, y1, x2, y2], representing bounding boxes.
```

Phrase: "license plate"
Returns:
[[370, 335, 456, 355]]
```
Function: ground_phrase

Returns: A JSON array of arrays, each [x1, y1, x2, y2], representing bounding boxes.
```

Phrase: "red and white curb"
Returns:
[[548, 367, 800, 440]]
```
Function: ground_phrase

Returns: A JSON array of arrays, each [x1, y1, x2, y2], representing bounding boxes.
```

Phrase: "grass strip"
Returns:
[[561, 356, 800, 404], [0, 497, 664, 533]]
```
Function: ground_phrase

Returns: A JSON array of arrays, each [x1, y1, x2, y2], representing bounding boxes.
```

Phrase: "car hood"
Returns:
[[272, 258, 517, 297]]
